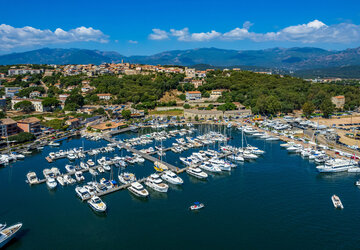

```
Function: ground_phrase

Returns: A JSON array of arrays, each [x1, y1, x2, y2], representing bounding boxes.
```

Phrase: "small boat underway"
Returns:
[[189, 202, 204, 210], [88, 196, 107, 212], [331, 195, 344, 209], [0, 223, 23, 248]]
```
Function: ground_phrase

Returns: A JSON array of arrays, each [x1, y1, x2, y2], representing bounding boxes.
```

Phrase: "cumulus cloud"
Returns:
[[149, 20, 360, 44], [148, 28, 169, 40], [0, 24, 108, 50], [128, 40, 138, 44]]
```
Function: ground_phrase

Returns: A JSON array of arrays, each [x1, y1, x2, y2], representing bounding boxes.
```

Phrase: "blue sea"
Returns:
[[1, 125, 360, 249]]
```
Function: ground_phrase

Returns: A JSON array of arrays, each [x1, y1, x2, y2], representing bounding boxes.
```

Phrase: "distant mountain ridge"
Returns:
[[1, 47, 360, 70]]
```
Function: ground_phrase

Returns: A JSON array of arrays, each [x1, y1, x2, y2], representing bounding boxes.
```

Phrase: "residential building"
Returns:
[[331, 96, 345, 109], [58, 94, 70, 103], [185, 68, 196, 78], [8, 69, 43, 76], [186, 91, 202, 101], [29, 91, 41, 98], [210, 89, 227, 99], [97, 94, 112, 101], [17, 117, 41, 135], [184, 109, 251, 120], [5, 87, 22, 98], [191, 80, 203, 89], [0, 118, 19, 137], [11, 98, 45, 112]]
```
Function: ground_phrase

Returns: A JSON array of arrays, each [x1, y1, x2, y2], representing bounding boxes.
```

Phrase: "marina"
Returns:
[[2, 124, 360, 249]]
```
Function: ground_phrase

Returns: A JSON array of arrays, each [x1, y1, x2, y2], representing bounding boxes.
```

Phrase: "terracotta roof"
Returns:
[[0, 118, 17, 125], [97, 93, 112, 96], [91, 121, 126, 130], [187, 91, 201, 94], [334, 96, 345, 99], [17, 117, 41, 124]]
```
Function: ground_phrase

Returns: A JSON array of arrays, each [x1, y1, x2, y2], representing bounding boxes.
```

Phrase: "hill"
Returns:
[[294, 65, 360, 79], [1, 47, 360, 70]]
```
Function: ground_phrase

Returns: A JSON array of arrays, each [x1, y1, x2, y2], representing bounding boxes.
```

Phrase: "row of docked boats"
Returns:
[[280, 141, 359, 173], [48, 145, 115, 161]]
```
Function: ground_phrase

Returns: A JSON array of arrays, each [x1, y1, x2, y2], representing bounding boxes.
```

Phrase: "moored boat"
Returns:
[[331, 195, 344, 209], [0, 223, 23, 248]]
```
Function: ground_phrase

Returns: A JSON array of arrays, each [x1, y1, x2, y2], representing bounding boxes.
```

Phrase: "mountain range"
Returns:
[[1, 47, 360, 70]]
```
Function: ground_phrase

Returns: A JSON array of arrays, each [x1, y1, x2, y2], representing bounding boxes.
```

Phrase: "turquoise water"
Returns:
[[2, 126, 360, 249]]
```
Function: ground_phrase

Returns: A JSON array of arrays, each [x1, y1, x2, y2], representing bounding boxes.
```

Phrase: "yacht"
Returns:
[[145, 174, 169, 193], [80, 162, 89, 170], [75, 186, 91, 200], [316, 158, 355, 173], [331, 195, 344, 209], [128, 182, 149, 197], [161, 170, 183, 185], [0, 223, 23, 248], [75, 171, 85, 182], [228, 154, 244, 162], [118, 172, 136, 184], [199, 162, 222, 173], [186, 167, 208, 179], [26, 172, 38, 184], [46, 177, 57, 189], [88, 196, 107, 212]]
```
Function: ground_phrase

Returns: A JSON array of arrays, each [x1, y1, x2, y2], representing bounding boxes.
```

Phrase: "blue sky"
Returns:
[[1, 0, 360, 55]]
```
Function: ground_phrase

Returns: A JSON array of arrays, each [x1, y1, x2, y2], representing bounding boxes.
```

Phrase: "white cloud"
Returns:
[[0, 24, 108, 50], [148, 28, 168, 40], [128, 40, 138, 44], [149, 20, 360, 44]]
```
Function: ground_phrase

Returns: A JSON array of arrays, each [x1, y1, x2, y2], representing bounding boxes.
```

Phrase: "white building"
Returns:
[[8, 69, 43, 76], [11, 98, 45, 112], [185, 68, 196, 78]]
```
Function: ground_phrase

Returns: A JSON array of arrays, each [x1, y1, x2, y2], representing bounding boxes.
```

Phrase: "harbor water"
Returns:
[[1, 125, 360, 249]]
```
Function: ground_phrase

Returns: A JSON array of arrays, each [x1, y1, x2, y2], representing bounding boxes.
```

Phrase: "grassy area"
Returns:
[[149, 109, 184, 116]]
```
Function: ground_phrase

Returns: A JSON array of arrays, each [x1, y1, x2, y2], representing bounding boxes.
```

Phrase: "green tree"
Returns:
[[121, 109, 132, 120], [14, 101, 34, 113], [320, 98, 335, 118], [195, 115, 199, 121], [302, 102, 315, 118], [42, 97, 60, 111], [178, 94, 186, 101], [8, 132, 35, 143], [183, 104, 191, 109]]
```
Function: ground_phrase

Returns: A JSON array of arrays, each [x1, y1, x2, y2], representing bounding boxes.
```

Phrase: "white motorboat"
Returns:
[[98, 167, 105, 173], [0, 223, 23, 248], [80, 162, 89, 170], [67, 154, 76, 161], [161, 170, 183, 185], [331, 195, 344, 209], [199, 162, 222, 173], [88, 196, 107, 212], [186, 167, 208, 179], [128, 182, 149, 197], [118, 172, 136, 184], [189, 202, 204, 211], [87, 159, 95, 166], [145, 174, 169, 193], [49, 141, 60, 147], [89, 169, 98, 176], [75, 186, 91, 200], [64, 175, 76, 184], [26, 172, 38, 184], [75, 171, 85, 182], [56, 176, 65, 186], [102, 164, 111, 171], [316, 158, 356, 173], [46, 177, 57, 189], [65, 164, 76, 173], [228, 154, 244, 162]]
